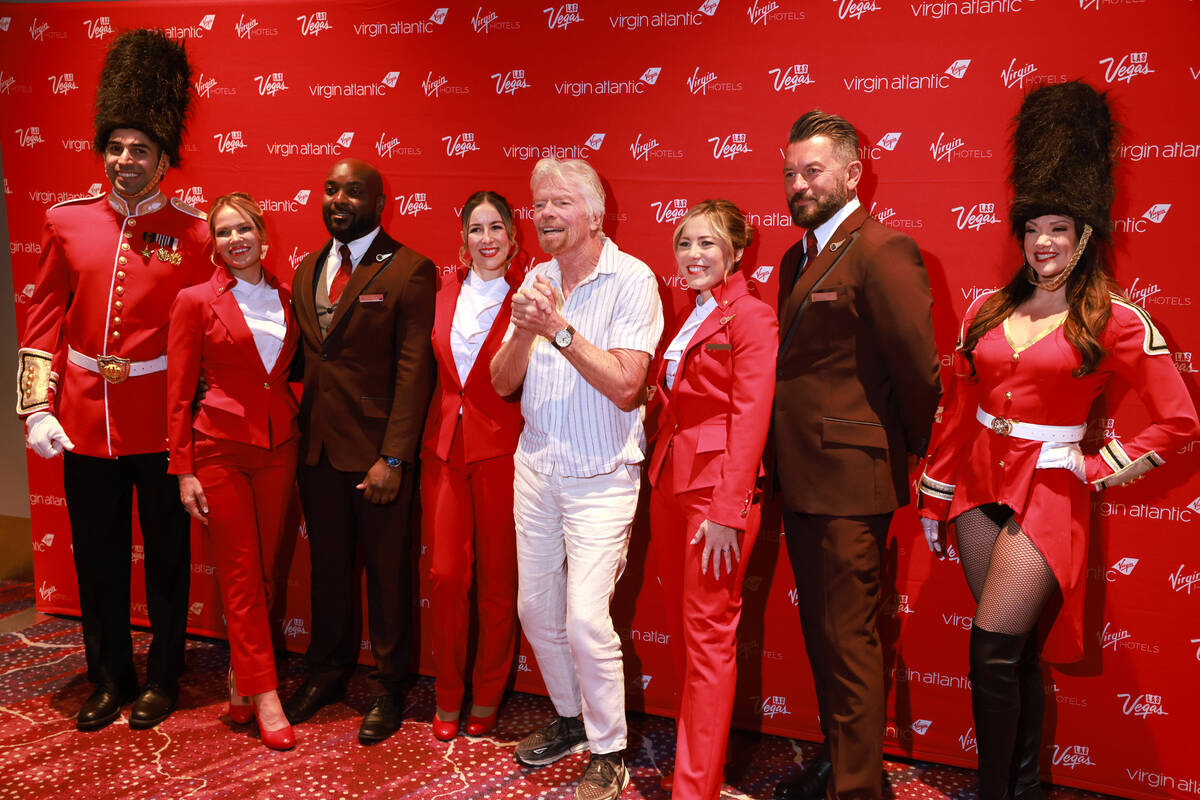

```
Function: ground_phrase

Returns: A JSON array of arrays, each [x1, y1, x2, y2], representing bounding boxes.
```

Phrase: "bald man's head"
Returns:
[[322, 158, 385, 242]]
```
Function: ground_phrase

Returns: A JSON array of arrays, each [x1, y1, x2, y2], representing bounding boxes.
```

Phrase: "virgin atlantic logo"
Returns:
[[769, 64, 814, 92], [297, 11, 332, 36], [952, 202, 1001, 231], [47, 73, 79, 95], [545, 3, 584, 29], [959, 727, 977, 753], [1107, 556, 1139, 581], [1100, 52, 1154, 84], [876, 132, 902, 151], [709, 133, 752, 160], [837, 0, 881, 20], [84, 16, 115, 39], [1051, 745, 1096, 770], [28, 18, 50, 41], [33, 533, 55, 552], [16, 127, 45, 148], [289, 247, 310, 271], [213, 131, 247, 154], [492, 69, 531, 95]]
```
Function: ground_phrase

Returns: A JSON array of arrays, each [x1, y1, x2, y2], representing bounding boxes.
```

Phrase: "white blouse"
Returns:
[[231, 275, 287, 372], [662, 294, 717, 390], [450, 270, 509, 388]]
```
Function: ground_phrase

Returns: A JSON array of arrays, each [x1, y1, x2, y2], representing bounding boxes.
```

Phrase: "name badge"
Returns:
[[359, 293, 385, 303], [812, 291, 838, 302], [705, 343, 732, 351]]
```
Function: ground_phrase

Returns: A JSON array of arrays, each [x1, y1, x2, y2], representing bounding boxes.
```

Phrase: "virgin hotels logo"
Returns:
[[473, 8, 520, 32], [376, 133, 421, 159], [84, 16, 115, 39], [1001, 58, 1037, 89], [687, 67, 743, 95], [1100, 52, 1154, 84], [710, 133, 753, 160], [493, 69, 531, 95], [235, 14, 279, 38], [195, 73, 236, 98], [747, 0, 803, 24], [422, 72, 469, 98], [1169, 563, 1199, 595], [545, 4, 584, 29], [297, 11, 332, 36], [38, 581, 57, 602], [770, 64, 814, 91], [48, 73, 79, 95], [837, 0, 881, 20]]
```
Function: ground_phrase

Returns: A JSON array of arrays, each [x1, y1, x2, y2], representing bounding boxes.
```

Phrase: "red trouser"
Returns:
[[194, 435, 298, 696], [649, 450, 760, 800], [420, 421, 518, 712]]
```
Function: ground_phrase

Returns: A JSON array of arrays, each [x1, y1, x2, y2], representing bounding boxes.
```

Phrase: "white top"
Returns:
[[810, 195, 861, 254], [231, 274, 287, 372], [663, 294, 717, 390], [507, 238, 664, 477], [323, 226, 381, 293], [451, 269, 509, 388]]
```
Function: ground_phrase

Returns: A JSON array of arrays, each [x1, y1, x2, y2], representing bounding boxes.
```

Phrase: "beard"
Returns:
[[788, 184, 849, 229]]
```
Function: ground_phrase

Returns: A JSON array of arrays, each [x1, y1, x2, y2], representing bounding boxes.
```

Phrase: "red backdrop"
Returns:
[[3, 2, 1199, 797]]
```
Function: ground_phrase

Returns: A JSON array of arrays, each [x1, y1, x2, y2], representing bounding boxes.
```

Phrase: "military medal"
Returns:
[[142, 232, 181, 264]]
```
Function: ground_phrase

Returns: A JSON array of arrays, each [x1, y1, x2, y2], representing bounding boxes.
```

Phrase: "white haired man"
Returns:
[[491, 158, 663, 800]]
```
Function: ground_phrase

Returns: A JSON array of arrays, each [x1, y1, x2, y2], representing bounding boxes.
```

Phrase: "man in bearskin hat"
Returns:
[[16, 29, 210, 731]]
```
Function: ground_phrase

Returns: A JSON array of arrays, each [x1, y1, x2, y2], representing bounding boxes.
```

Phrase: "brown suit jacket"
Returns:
[[292, 229, 436, 472], [773, 203, 941, 516]]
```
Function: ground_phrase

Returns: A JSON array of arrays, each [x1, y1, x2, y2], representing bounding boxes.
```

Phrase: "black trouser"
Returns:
[[63, 450, 190, 690], [298, 453, 416, 697]]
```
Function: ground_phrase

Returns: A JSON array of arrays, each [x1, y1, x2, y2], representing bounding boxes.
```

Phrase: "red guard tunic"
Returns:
[[919, 290, 1200, 660], [17, 191, 211, 457]]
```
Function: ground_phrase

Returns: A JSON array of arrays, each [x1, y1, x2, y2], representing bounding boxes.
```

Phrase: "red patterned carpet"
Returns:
[[0, 581, 1116, 800]]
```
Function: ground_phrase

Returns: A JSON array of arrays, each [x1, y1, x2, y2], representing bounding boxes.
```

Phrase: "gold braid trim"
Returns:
[[16, 348, 53, 415]]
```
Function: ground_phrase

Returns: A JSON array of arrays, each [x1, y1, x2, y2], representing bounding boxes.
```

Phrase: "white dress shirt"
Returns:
[[231, 274, 287, 372], [450, 269, 509, 387], [322, 226, 381, 294], [662, 294, 717, 390]]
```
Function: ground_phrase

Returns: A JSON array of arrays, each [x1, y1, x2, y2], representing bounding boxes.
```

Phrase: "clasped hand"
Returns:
[[510, 276, 565, 339]]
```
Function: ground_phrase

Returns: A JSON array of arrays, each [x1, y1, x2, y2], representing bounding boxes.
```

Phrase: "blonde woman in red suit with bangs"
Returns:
[[422, 190, 526, 741], [647, 199, 778, 799], [166, 193, 299, 750]]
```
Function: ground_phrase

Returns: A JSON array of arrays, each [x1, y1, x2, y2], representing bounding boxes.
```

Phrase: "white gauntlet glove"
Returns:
[[920, 517, 943, 555], [1036, 441, 1086, 482], [25, 411, 75, 459]]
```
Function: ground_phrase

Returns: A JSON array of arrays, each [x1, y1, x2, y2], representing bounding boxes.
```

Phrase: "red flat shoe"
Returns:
[[227, 668, 253, 724], [258, 718, 295, 751], [660, 771, 674, 792], [432, 715, 459, 741], [465, 709, 498, 737]]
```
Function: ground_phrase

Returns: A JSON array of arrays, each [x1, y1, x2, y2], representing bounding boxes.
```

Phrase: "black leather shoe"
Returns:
[[129, 683, 178, 730], [774, 758, 832, 800], [76, 683, 136, 731], [282, 679, 345, 725], [358, 694, 402, 744]]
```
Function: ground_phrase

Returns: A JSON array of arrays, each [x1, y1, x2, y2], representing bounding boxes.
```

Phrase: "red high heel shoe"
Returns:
[[465, 708, 498, 737], [258, 717, 296, 751], [432, 711, 459, 741], [227, 668, 253, 724]]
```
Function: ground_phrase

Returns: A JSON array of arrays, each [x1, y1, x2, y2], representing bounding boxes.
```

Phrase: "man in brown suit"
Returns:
[[284, 158, 436, 744], [772, 112, 941, 800]]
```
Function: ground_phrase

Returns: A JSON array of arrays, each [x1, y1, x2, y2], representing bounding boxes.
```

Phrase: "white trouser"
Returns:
[[514, 458, 639, 754]]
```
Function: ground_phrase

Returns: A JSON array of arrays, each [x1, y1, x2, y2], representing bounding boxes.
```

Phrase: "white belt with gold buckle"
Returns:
[[976, 406, 1085, 443], [68, 346, 167, 385]]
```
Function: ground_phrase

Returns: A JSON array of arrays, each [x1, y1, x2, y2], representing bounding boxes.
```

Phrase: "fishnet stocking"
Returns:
[[954, 504, 1058, 635]]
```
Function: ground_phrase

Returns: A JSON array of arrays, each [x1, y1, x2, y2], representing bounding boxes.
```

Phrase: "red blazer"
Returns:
[[647, 271, 778, 530], [166, 267, 301, 475], [421, 263, 525, 464]]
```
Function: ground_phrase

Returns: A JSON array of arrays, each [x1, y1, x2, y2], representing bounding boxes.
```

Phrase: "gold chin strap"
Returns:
[[115, 151, 169, 202], [1026, 223, 1094, 293]]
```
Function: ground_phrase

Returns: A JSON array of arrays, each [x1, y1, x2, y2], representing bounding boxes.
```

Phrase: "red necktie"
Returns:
[[329, 244, 352, 304], [793, 230, 819, 287]]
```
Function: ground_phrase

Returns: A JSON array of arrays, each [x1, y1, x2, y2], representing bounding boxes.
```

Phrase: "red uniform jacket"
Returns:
[[165, 267, 300, 475], [647, 271, 778, 530], [18, 191, 210, 457], [421, 264, 525, 464]]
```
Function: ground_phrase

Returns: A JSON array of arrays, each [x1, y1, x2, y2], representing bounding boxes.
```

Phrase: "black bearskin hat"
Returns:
[[93, 29, 193, 165], [1009, 80, 1117, 240]]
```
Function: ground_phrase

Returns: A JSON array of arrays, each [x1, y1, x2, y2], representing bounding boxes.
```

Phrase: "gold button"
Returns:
[[114, 300, 123, 309], [121, 243, 130, 251], [998, 460, 1006, 467], [123, 231, 132, 239], [116, 286, 125, 295], [118, 257, 127, 265], [1005, 391, 1012, 399], [127, 219, 137, 227], [116, 270, 126, 280], [1011, 353, 1019, 361], [263, 382, 270, 389], [112, 317, 121, 325], [111, 330, 120, 339]]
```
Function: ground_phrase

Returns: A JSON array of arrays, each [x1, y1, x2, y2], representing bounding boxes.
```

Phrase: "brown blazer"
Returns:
[[292, 230, 436, 472], [773, 203, 941, 516]]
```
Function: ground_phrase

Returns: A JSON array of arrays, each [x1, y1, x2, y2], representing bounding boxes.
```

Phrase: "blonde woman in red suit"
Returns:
[[422, 191, 526, 741], [647, 200, 778, 799], [166, 193, 299, 750]]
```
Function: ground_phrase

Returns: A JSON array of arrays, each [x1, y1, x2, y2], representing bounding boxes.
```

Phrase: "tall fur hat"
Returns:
[[93, 29, 193, 165], [1009, 80, 1117, 239]]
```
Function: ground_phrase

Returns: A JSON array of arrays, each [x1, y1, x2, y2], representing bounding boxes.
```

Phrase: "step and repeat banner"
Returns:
[[2, 1, 1199, 797]]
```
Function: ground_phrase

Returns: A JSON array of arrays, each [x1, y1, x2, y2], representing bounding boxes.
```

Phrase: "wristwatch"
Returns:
[[552, 324, 576, 350], [383, 456, 403, 470]]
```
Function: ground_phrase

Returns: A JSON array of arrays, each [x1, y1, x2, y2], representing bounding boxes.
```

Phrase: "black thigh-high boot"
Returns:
[[1010, 634, 1045, 799], [969, 624, 1028, 800]]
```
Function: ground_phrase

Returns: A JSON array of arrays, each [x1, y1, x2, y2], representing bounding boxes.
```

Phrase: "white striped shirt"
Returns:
[[510, 238, 664, 477]]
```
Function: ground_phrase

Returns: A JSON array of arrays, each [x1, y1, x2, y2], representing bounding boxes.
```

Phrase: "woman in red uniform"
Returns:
[[422, 191, 525, 740], [167, 193, 300, 750], [646, 199, 777, 799], [917, 83, 1199, 800]]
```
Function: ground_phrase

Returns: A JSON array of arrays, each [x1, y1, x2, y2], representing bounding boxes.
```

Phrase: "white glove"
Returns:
[[26, 411, 75, 459], [920, 517, 943, 555], [1036, 441, 1086, 482]]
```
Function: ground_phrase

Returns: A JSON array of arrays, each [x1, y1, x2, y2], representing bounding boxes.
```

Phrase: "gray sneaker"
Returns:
[[514, 715, 589, 767], [574, 752, 629, 800]]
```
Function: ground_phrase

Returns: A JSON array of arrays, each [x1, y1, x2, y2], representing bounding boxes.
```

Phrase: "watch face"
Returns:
[[554, 328, 572, 348]]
